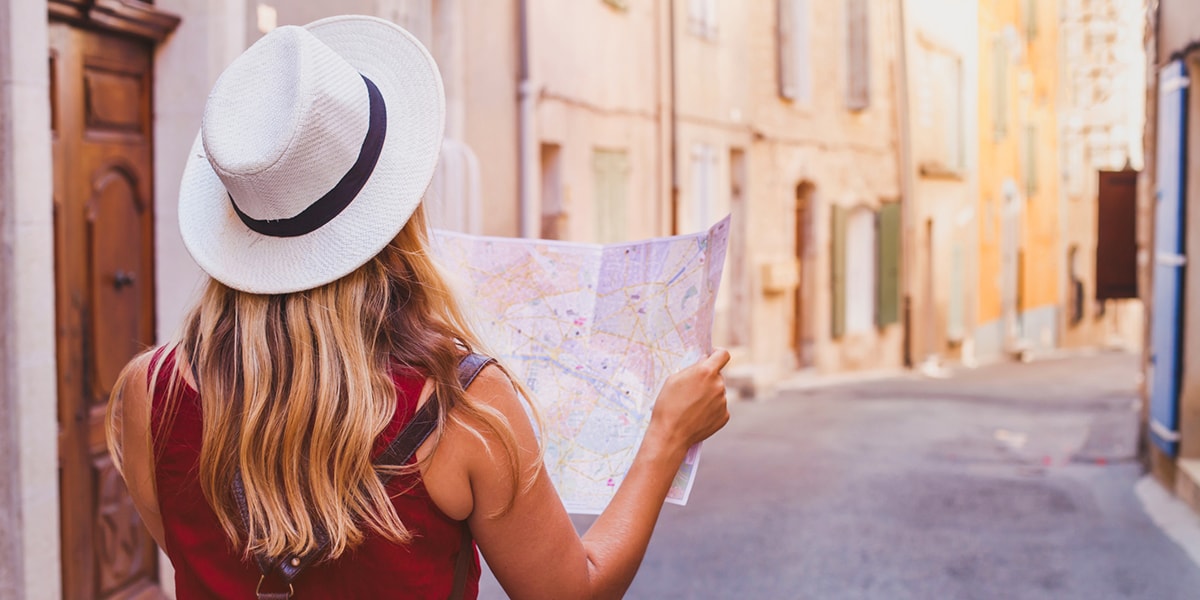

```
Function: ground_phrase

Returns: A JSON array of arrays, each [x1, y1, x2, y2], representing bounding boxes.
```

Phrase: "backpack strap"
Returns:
[[236, 353, 494, 598]]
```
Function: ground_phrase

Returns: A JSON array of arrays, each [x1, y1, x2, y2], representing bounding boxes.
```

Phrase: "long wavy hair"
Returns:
[[108, 204, 535, 562]]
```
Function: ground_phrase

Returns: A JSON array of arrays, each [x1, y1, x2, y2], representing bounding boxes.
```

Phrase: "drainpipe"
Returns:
[[517, 0, 538, 237], [894, 0, 917, 368]]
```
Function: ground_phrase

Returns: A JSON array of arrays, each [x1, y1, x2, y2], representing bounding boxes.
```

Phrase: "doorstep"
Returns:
[[1177, 458, 1200, 517]]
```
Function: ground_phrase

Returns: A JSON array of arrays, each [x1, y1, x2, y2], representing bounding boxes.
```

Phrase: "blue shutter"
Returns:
[[1150, 60, 1189, 457]]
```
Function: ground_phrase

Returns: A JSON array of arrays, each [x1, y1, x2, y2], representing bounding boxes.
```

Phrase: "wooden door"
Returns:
[[793, 183, 814, 366], [50, 22, 162, 600]]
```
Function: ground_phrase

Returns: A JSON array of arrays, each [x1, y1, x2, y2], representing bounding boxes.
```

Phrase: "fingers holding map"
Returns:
[[432, 216, 730, 514]]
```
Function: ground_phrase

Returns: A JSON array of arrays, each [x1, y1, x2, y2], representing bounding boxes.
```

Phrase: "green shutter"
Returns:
[[831, 205, 847, 338], [876, 202, 901, 326], [593, 150, 629, 243], [1022, 0, 1037, 39]]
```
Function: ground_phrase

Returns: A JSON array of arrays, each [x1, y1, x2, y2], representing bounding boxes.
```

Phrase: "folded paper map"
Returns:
[[432, 217, 730, 514]]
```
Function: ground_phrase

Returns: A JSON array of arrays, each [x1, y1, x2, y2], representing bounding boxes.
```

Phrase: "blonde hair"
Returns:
[[108, 205, 536, 562]]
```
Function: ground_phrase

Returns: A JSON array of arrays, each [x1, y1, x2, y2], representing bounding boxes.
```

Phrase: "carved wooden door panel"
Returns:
[[50, 22, 162, 600]]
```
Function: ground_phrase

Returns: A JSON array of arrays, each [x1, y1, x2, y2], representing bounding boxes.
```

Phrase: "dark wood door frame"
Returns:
[[49, 3, 177, 599]]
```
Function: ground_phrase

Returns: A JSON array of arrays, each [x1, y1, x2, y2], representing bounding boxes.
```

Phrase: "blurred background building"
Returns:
[[0, 0, 1151, 598]]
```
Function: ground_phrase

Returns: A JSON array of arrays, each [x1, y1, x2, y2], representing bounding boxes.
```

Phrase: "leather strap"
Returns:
[[235, 353, 493, 598]]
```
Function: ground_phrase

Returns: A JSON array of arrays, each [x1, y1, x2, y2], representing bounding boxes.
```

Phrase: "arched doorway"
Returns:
[[793, 182, 815, 366]]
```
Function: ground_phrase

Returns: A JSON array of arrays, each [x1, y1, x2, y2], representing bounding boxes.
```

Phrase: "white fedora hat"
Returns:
[[179, 15, 445, 294]]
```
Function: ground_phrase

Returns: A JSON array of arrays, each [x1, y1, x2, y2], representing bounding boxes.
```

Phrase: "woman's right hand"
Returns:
[[649, 348, 732, 454]]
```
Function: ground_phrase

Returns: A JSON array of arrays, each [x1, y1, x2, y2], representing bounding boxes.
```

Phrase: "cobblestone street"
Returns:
[[482, 352, 1200, 599]]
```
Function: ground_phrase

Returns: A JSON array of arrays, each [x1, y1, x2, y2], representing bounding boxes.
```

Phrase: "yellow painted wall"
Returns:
[[977, 0, 1060, 330], [1021, 0, 1061, 313], [976, 0, 1016, 327]]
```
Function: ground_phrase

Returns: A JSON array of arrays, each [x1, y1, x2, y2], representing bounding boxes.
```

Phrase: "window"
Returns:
[[876, 202, 901, 326], [845, 0, 869, 111], [844, 207, 877, 334], [690, 144, 720, 232], [777, 0, 812, 104], [1023, 123, 1038, 195], [915, 43, 964, 175], [949, 243, 965, 341], [540, 143, 565, 240], [1022, 0, 1037, 40], [689, 0, 718, 38], [593, 149, 629, 243], [831, 204, 879, 337], [991, 34, 1009, 140]]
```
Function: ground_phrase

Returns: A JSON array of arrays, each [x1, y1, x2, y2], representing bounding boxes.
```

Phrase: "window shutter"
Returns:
[[1022, 0, 1037, 39], [949, 242, 965, 340], [794, 0, 811, 104], [875, 201, 900, 327], [593, 150, 629, 243], [992, 36, 1007, 140], [777, 0, 796, 100], [1095, 170, 1139, 299], [1023, 124, 1038, 196], [846, 0, 870, 111], [831, 205, 847, 339]]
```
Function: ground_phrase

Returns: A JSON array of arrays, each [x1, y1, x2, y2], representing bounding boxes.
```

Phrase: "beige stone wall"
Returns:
[[0, 1, 60, 597], [1058, 0, 1146, 353], [683, 0, 906, 382], [905, 0, 979, 365], [529, 0, 669, 242]]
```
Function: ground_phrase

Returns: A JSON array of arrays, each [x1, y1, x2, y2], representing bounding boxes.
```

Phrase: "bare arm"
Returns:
[[460, 350, 731, 600]]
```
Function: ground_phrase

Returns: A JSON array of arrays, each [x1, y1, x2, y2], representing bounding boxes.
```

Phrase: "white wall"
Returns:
[[154, 0, 249, 341]]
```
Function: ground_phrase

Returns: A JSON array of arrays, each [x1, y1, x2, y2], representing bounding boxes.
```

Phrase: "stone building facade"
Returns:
[[0, 0, 1150, 596], [1057, 0, 1146, 352], [976, 0, 1064, 361], [901, 0, 980, 370]]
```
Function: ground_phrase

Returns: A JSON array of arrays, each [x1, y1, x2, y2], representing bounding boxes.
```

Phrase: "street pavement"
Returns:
[[479, 351, 1200, 599]]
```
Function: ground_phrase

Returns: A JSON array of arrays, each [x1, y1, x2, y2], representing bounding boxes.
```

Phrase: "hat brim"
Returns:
[[178, 15, 446, 295]]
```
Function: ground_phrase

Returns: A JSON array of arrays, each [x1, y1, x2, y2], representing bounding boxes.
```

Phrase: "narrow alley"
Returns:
[[483, 352, 1200, 599]]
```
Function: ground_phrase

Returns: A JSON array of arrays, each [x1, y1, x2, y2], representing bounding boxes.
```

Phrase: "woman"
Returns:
[[107, 15, 730, 600]]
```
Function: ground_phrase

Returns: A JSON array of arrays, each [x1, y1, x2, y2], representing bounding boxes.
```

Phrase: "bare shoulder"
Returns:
[[456, 361, 538, 445], [462, 361, 521, 406]]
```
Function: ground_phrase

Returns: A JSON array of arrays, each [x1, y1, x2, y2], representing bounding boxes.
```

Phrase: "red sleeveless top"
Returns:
[[149, 351, 480, 599]]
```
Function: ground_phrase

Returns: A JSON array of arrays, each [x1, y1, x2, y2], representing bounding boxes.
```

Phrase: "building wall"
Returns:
[[733, 0, 905, 383], [0, 2, 60, 597], [1058, 0, 1146, 352], [1160, 0, 1200, 60], [247, 0, 521, 237], [904, 0, 979, 365], [976, 0, 1061, 359], [530, 0, 666, 243]]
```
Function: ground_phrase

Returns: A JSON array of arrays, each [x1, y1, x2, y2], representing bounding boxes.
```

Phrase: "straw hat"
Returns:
[[179, 15, 445, 294]]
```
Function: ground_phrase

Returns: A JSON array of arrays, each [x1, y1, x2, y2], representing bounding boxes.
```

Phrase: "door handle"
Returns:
[[113, 270, 136, 290]]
